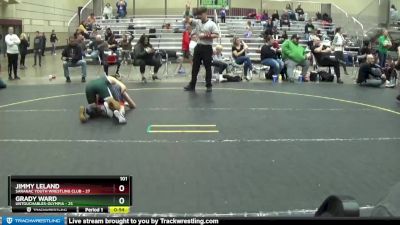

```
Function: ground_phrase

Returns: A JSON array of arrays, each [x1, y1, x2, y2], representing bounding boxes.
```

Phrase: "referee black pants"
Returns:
[[7, 53, 18, 78], [190, 44, 213, 88]]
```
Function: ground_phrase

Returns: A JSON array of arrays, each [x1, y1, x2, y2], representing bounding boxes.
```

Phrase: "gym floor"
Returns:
[[0, 53, 399, 216]]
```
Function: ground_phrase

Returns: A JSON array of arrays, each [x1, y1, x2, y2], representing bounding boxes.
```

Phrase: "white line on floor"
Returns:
[[0, 108, 375, 113], [0, 137, 399, 144]]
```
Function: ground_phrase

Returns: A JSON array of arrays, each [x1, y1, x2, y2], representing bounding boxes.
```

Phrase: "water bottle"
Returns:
[[272, 75, 278, 84], [298, 75, 303, 83]]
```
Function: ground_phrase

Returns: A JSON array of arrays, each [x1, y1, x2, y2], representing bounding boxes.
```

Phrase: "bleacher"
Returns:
[[92, 13, 361, 65]]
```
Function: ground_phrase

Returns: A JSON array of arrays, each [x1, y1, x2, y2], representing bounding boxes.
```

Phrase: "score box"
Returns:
[[8, 176, 132, 213]]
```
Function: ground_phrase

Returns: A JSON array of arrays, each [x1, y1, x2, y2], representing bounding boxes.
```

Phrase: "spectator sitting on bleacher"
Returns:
[[278, 30, 288, 44], [305, 19, 314, 37], [75, 33, 87, 55], [311, 37, 343, 84], [322, 13, 332, 23], [260, 35, 284, 80], [316, 12, 322, 20], [295, 4, 305, 21], [261, 10, 268, 21], [62, 36, 87, 83], [232, 37, 254, 81], [105, 28, 113, 41], [281, 34, 310, 82], [107, 35, 119, 53], [86, 13, 96, 31], [89, 28, 99, 40], [87, 35, 107, 59], [244, 21, 253, 38], [271, 10, 280, 24], [280, 12, 291, 29], [357, 54, 386, 87], [212, 45, 228, 82], [263, 19, 275, 36], [103, 3, 113, 19], [78, 21, 90, 39], [285, 3, 296, 20], [133, 34, 161, 83], [103, 35, 121, 76], [116, 0, 127, 18], [120, 34, 132, 64]]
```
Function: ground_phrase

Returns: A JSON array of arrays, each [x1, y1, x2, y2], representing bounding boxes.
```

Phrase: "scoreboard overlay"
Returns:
[[8, 176, 132, 213]]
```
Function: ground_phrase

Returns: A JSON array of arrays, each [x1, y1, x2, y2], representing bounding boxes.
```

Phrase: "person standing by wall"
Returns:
[[50, 30, 58, 56], [332, 27, 349, 75], [33, 31, 43, 67], [220, 8, 226, 23], [5, 27, 21, 80], [41, 32, 47, 56], [19, 33, 29, 70], [183, 6, 220, 93], [377, 29, 392, 68]]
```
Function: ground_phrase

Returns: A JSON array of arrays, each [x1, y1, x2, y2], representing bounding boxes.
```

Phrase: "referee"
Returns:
[[184, 7, 220, 93]]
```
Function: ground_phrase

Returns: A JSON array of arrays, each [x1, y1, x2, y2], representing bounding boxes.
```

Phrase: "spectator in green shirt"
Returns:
[[377, 29, 392, 67], [282, 34, 310, 82]]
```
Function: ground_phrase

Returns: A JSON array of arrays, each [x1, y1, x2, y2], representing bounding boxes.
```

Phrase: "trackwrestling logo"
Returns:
[[2, 216, 64, 225]]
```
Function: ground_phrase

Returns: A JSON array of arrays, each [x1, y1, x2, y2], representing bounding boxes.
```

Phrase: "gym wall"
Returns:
[[104, 0, 376, 16], [0, 0, 88, 47]]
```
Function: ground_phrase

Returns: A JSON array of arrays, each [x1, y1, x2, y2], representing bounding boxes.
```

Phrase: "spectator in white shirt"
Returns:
[[103, 3, 113, 19], [332, 27, 349, 75], [5, 27, 21, 80]]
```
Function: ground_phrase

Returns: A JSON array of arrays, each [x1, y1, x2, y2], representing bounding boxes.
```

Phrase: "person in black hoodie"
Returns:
[[260, 35, 284, 79], [19, 33, 29, 70], [50, 30, 58, 55], [62, 36, 87, 83], [41, 32, 46, 56], [133, 34, 161, 83], [357, 54, 386, 87], [33, 31, 43, 67]]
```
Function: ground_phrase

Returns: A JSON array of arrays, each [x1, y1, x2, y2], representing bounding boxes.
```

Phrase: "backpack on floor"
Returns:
[[310, 71, 319, 82], [223, 75, 242, 82], [319, 71, 334, 82], [0, 79, 6, 89]]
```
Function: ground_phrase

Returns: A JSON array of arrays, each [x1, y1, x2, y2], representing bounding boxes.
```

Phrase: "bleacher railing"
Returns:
[[67, 0, 94, 36]]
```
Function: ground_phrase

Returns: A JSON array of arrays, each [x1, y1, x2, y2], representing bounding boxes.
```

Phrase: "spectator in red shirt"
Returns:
[[182, 24, 192, 59], [178, 24, 192, 74]]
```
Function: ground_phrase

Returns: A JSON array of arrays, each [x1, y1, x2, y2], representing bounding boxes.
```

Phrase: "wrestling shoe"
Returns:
[[396, 95, 400, 103], [103, 102, 114, 118], [79, 106, 88, 123], [81, 77, 86, 83], [66, 77, 71, 83], [337, 79, 344, 84], [206, 86, 212, 93], [114, 110, 127, 124], [141, 77, 147, 84], [184, 84, 195, 92], [385, 80, 396, 88], [152, 75, 160, 81]]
